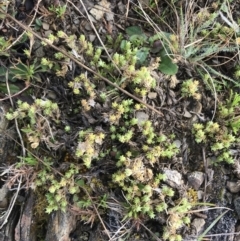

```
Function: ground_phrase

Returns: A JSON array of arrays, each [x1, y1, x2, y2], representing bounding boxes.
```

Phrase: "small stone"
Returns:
[[0, 185, 8, 208], [46, 91, 57, 100], [0, 197, 8, 209], [42, 22, 50, 30], [117, 2, 125, 14], [150, 40, 163, 54], [44, 30, 53, 37], [33, 39, 45, 58], [192, 218, 205, 234], [106, 12, 114, 21], [73, 18, 80, 25], [89, 0, 110, 21], [197, 190, 204, 200], [188, 171, 205, 190], [84, 22, 93, 31], [0, 185, 8, 202], [136, 111, 149, 125], [173, 139, 181, 148], [147, 92, 157, 99], [227, 181, 240, 193], [183, 110, 192, 118], [163, 168, 183, 189], [89, 34, 96, 42]]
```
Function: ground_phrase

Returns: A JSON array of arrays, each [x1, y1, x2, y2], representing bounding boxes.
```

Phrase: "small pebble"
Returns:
[[188, 171, 205, 190], [192, 218, 205, 234], [89, 34, 96, 42], [163, 168, 183, 189], [173, 139, 181, 148], [42, 22, 50, 30], [136, 111, 149, 125], [227, 181, 240, 193]]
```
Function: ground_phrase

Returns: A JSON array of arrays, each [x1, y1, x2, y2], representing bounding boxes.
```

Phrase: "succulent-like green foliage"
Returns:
[[181, 79, 201, 100], [75, 129, 105, 168], [192, 91, 240, 164], [36, 163, 81, 213], [6, 99, 60, 149]]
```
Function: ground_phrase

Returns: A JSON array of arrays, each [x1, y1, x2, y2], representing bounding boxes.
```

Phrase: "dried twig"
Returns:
[[0, 71, 26, 228], [83, 187, 111, 240], [0, 84, 30, 101]]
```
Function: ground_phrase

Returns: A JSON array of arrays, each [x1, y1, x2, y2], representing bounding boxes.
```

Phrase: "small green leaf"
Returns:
[[158, 49, 178, 75], [21, 128, 33, 133], [77, 199, 91, 208], [22, 156, 38, 166], [120, 40, 127, 50], [76, 179, 85, 187], [69, 186, 77, 194], [136, 47, 149, 65], [129, 34, 147, 44], [126, 26, 143, 36], [35, 18, 42, 27], [0, 66, 15, 81], [0, 83, 20, 94]]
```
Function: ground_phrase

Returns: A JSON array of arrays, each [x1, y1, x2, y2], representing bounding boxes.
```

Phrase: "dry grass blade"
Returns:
[[83, 187, 111, 240], [0, 71, 26, 229], [197, 210, 229, 241]]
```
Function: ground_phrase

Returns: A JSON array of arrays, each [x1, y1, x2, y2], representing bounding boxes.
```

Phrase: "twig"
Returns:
[[36, 112, 55, 141], [109, 219, 131, 241], [126, 0, 130, 21], [0, 182, 21, 228], [0, 71, 25, 228], [6, 71, 26, 157], [83, 188, 111, 240], [0, 84, 30, 101], [202, 146, 210, 203], [140, 222, 162, 241]]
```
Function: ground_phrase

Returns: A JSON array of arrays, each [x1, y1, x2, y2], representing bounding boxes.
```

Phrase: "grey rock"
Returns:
[[0, 185, 8, 202], [227, 181, 240, 193], [42, 22, 49, 30], [105, 11, 114, 21], [89, 34, 96, 42], [0, 185, 8, 209], [188, 171, 205, 190], [192, 218, 205, 234], [163, 168, 183, 189], [173, 139, 182, 148], [197, 190, 204, 200], [73, 18, 80, 25], [135, 111, 149, 125]]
